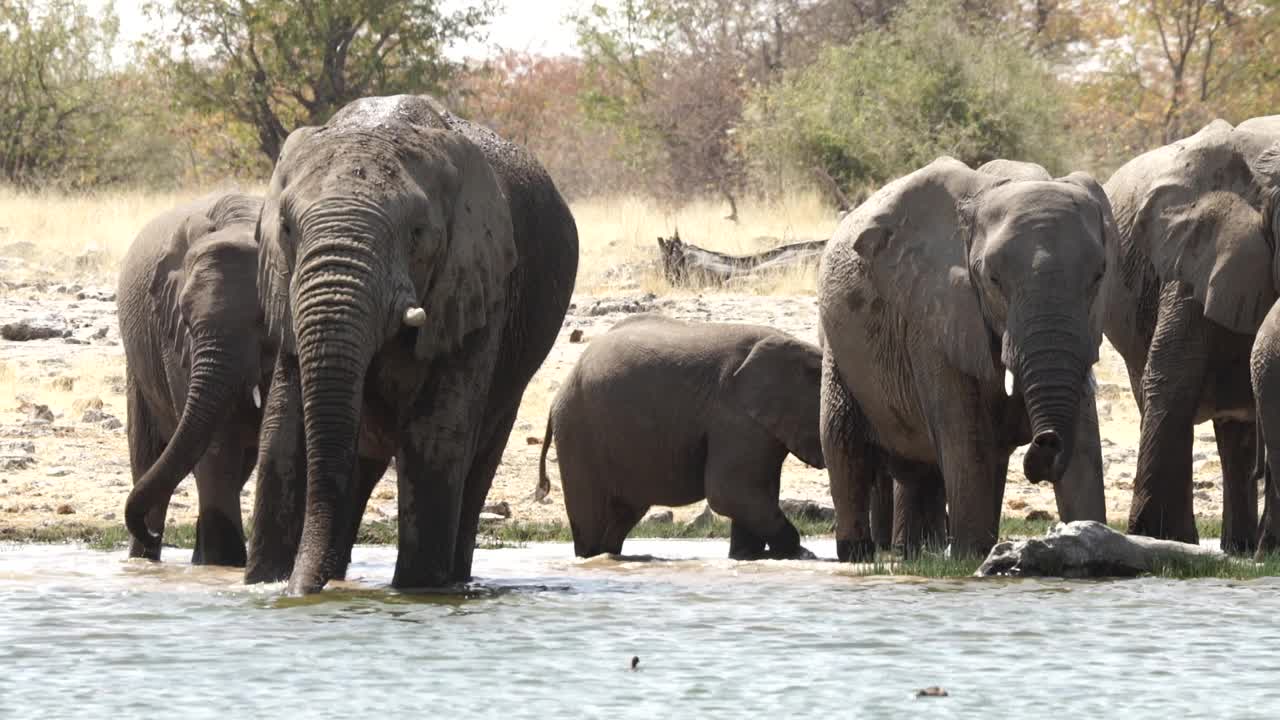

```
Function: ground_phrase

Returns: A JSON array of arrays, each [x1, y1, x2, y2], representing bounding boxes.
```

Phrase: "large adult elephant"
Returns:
[[245, 95, 578, 594], [536, 314, 825, 560], [1104, 119, 1280, 551], [820, 157, 1114, 560], [117, 192, 269, 566]]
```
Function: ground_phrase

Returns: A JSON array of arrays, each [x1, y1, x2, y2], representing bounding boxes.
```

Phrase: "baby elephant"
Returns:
[[536, 314, 826, 559], [117, 192, 270, 566]]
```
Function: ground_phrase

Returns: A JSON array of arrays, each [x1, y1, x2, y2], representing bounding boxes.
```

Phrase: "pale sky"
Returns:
[[94, 0, 590, 63]]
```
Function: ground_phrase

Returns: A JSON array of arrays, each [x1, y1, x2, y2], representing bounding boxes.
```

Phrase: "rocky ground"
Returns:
[[0, 238, 1232, 541]]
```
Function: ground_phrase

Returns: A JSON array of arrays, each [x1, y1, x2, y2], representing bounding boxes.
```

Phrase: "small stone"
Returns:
[[686, 504, 721, 530], [2, 318, 69, 341], [1, 457, 35, 471], [91, 326, 109, 339], [526, 436, 542, 445], [45, 467, 70, 477], [21, 401, 54, 424], [569, 329, 584, 343], [101, 417, 123, 431], [478, 512, 506, 522], [630, 656, 639, 671], [1194, 480, 1216, 490], [641, 509, 674, 525], [55, 503, 74, 515], [1007, 498, 1028, 510], [1025, 509, 1054, 522], [100, 512, 116, 521], [2, 441, 35, 454], [916, 687, 948, 698], [482, 501, 511, 518], [778, 498, 835, 523]]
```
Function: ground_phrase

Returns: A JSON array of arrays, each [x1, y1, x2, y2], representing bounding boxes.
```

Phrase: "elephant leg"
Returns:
[[190, 432, 249, 567], [126, 378, 169, 561], [1256, 408, 1280, 557], [821, 352, 877, 562], [332, 455, 391, 581], [450, 402, 520, 583], [1129, 282, 1207, 543], [728, 522, 767, 559], [245, 352, 306, 584], [705, 437, 808, 560], [915, 365, 1004, 558], [1216, 419, 1258, 554], [599, 497, 646, 555], [892, 465, 947, 556], [869, 467, 894, 551]]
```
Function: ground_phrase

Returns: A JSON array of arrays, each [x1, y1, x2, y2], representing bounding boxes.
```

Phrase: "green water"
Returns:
[[1, 539, 1276, 718]]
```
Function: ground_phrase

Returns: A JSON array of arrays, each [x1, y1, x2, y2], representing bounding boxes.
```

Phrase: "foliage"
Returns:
[[742, 0, 1071, 193], [0, 0, 124, 188], [145, 0, 497, 161]]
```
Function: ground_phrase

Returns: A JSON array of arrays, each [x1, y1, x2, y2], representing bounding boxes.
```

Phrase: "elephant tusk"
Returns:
[[403, 306, 427, 327], [1004, 369, 1014, 397], [252, 386, 262, 409]]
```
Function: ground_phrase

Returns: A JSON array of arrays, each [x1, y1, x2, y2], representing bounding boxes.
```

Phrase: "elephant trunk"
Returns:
[[1008, 309, 1091, 486], [287, 233, 384, 595], [125, 337, 237, 553]]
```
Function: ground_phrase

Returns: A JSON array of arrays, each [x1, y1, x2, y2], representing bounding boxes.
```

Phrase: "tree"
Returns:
[[147, 0, 497, 161], [0, 0, 124, 187], [742, 0, 1071, 195]]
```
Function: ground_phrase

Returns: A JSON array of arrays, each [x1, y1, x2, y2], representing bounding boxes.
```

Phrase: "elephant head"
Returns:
[[725, 335, 826, 469], [125, 194, 267, 551], [1105, 126, 1280, 337], [852, 157, 1116, 516], [257, 95, 517, 591]]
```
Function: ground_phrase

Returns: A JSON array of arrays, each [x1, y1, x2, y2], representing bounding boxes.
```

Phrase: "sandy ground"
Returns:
[[0, 241, 1231, 539]]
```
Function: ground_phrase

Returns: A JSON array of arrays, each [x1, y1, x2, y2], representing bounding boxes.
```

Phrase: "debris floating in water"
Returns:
[[916, 686, 948, 697], [630, 656, 639, 671]]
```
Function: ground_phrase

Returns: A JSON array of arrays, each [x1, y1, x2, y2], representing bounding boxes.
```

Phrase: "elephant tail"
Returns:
[[125, 346, 236, 554], [535, 411, 554, 502]]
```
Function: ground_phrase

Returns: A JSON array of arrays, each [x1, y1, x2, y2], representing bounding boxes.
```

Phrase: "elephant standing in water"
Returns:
[[1103, 119, 1280, 552], [117, 193, 270, 566], [246, 95, 578, 594], [819, 157, 1114, 561], [536, 315, 825, 560]]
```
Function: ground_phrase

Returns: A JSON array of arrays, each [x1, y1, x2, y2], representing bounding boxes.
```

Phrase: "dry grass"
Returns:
[[568, 191, 839, 294], [0, 186, 839, 294]]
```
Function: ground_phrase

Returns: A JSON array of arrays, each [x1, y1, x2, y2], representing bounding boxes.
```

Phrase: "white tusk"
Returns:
[[252, 386, 262, 409], [1004, 369, 1014, 397], [403, 306, 427, 327]]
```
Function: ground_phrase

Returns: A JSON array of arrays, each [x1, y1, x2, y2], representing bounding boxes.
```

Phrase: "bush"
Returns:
[[743, 0, 1072, 195]]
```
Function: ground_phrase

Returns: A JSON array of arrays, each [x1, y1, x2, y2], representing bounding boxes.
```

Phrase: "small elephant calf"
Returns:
[[536, 314, 826, 559]]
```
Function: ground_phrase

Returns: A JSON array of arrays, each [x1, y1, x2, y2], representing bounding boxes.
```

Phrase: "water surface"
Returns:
[[1, 540, 1276, 718]]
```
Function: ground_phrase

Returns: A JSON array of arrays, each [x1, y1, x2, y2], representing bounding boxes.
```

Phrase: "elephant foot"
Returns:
[[192, 512, 247, 567], [128, 536, 162, 562], [835, 538, 876, 563], [763, 544, 817, 561], [1220, 533, 1257, 557]]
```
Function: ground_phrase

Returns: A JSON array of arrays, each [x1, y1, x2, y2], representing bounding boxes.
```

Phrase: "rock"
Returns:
[[916, 687, 949, 698], [19, 400, 54, 424], [2, 318, 69, 341], [1194, 480, 1216, 490], [975, 520, 1226, 578], [1025, 509, 1054, 522], [1007, 498, 1028, 510], [478, 512, 506, 522], [55, 503, 74, 515], [569, 328, 584, 343], [80, 408, 114, 424], [686, 504, 721, 530], [45, 467, 70, 477], [641, 509, 674, 525], [1, 457, 35, 471], [91, 326, 109, 339], [76, 288, 116, 302], [101, 417, 123, 431], [482, 501, 511, 519], [778, 498, 835, 523], [2, 441, 35, 454], [100, 512, 116, 521], [526, 436, 542, 445]]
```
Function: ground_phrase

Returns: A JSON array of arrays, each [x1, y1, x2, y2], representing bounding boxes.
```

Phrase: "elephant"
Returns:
[[116, 192, 270, 566], [245, 94, 578, 594], [535, 314, 826, 560], [1102, 119, 1280, 552], [819, 156, 1114, 561], [976, 159, 1052, 182], [1249, 298, 1280, 558]]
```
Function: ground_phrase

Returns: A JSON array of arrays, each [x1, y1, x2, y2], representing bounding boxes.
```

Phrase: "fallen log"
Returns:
[[975, 521, 1226, 578], [656, 231, 827, 288]]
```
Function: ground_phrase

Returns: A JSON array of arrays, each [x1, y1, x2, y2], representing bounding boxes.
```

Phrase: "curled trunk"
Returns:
[[125, 340, 236, 554], [1008, 312, 1091, 486]]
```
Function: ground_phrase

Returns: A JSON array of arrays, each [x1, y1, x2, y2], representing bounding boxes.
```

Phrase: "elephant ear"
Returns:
[[725, 335, 826, 469], [150, 214, 214, 367], [1058, 171, 1122, 344], [847, 156, 1002, 382], [1136, 142, 1277, 334], [256, 127, 317, 355], [412, 132, 517, 360]]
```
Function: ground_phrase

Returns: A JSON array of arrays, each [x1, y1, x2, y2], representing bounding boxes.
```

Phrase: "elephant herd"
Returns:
[[111, 93, 1280, 594]]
